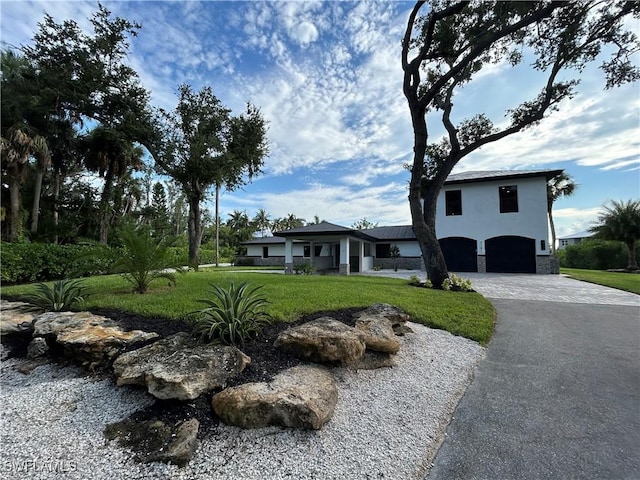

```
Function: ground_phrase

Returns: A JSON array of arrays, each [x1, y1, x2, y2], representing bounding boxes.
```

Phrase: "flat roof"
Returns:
[[445, 169, 563, 185]]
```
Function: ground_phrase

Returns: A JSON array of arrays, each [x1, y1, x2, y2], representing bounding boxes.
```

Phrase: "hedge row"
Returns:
[[1, 242, 118, 284], [557, 239, 633, 270], [1, 243, 224, 285]]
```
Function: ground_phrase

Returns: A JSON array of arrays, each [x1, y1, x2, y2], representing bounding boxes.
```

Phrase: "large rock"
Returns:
[[354, 303, 413, 338], [0, 301, 38, 336], [32, 311, 158, 367], [355, 315, 400, 354], [112, 332, 251, 400], [352, 350, 397, 370], [274, 317, 366, 365], [105, 418, 199, 467], [212, 365, 337, 430]]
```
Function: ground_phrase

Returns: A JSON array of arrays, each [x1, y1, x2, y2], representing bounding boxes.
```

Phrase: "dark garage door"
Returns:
[[486, 236, 536, 273], [439, 237, 477, 272]]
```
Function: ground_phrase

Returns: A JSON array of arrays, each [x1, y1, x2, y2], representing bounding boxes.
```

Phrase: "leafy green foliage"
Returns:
[[112, 225, 179, 293], [24, 279, 90, 311], [0, 242, 116, 284], [442, 274, 473, 292], [590, 200, 640, 270], [294, 263, 314, 275], [192, 281, 271, 347], [558, 240, 636, 271]]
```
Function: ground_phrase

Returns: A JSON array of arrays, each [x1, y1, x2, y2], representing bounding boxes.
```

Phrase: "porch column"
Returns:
[[309, 241, 315, 271], [359, 240, 365, 273], [285, 238, 293, 274], [339, 236, 350, 275]]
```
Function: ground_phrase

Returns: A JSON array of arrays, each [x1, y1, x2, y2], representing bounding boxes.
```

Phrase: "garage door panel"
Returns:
[[440, 237, 477, 272], [486, 236, 535, 273]]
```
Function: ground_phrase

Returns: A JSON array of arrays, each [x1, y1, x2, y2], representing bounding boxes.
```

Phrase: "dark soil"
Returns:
[[62, 307, 364, 436]]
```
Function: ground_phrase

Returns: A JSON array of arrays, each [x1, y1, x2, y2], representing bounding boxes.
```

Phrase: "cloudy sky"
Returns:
[[1, 1, 638, 238]]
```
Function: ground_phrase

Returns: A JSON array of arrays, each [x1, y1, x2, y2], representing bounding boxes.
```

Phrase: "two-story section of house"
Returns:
[[436, 169, 562, 274], [240, 169, 562, 274]]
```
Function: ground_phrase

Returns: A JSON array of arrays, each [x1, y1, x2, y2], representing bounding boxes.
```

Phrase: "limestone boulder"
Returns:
[[212, 365, 337, 430], [112, 332, 251, 400], [274, 317, 366, 365], [352, 350, 397, 370], [27, 337, 49, 359], [353, 303, 411, 325], [32, 311, 159, 367], [355, 315, 400, 354], [0, 301, 38, 336], [105, 418, 199, 467]]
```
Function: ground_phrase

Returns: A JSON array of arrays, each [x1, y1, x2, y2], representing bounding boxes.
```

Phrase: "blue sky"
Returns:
[[1, 1, 638, 238]]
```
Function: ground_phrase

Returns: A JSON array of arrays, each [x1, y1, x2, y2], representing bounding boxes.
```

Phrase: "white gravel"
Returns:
[[0, 324, 485, 480]]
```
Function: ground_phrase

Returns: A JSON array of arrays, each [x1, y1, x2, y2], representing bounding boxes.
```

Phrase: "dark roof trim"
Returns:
[[445, 169, 564, 186], [274, 221, 378, 242]]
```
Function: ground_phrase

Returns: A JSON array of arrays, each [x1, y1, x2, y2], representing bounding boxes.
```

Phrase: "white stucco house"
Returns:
[[557, 230, 595, 250], [241, 169, 562, 275]]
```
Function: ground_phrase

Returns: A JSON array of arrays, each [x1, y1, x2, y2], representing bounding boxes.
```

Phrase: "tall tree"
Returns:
[[352, 217, 378, 230], [402, 1, 639, 288], [590, 200, 640, 271], [547, 173, 577, 254], [154, 85, 268, 269]]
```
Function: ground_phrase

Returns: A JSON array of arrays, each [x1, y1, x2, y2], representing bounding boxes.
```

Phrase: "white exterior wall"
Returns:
[[246, 243, 330, 258], [435, 176, 550, 255]]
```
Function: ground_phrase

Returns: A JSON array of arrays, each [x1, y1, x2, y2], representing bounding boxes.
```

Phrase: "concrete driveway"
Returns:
[[421, 273, 640, 479]]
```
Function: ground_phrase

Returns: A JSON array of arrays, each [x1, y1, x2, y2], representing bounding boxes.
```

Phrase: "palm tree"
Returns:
[[590, 200, 640, 271], [1, 125, 49, 241], [547, 173, 577, 253], [253, 208, 271, 237], [82, 125, 144, 243]]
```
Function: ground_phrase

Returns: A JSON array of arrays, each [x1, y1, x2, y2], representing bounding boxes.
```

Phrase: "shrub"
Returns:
[[558, 240, 632, 270], [408, 274, 423, 287], [23, 279, 91, 312], [234, 256, 256, 266], [192, 281, 271, 347], [442, 273, 473, 292], [113, 226, 180, 294], [294, 263, 314, 275], [0, 242, 116, 284]]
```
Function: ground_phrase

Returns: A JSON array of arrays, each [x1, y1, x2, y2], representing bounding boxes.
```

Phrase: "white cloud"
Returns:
[[290, 21, 319, 46]]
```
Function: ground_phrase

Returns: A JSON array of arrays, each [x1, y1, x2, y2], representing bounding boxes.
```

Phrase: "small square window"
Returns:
[[445, 190, 462, 216], [499, 185, 518, 213]]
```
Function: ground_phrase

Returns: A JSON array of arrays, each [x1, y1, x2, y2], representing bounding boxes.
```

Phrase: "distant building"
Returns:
[[557, 230, 595, 250], [242, 169, 563, 274]]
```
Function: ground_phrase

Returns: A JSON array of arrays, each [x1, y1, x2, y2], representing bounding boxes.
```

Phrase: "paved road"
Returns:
[[425, 274, 640, 480]]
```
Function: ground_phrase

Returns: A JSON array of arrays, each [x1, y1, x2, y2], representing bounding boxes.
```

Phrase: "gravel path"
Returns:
[[0, 324, 484, 480]]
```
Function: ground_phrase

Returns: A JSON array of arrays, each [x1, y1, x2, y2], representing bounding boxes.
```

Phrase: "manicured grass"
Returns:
[[561, 268, 640, 295], [1, 271, 495, 345]]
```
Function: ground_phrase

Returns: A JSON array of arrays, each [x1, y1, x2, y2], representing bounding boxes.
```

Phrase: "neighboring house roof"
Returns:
[[242, 236, 288, 245], [558, 230, 595, 240], [274, 221, 378, 242], [445, 169, 563, 185], [363, 225, 416, 241]]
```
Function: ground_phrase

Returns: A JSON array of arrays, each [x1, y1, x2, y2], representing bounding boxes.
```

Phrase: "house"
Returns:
[[557, 230, 595, 250], [241, 169, 563, 275]]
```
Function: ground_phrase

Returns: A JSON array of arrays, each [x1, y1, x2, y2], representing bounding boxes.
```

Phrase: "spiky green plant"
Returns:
[[24, 279, 90, 312], [192, 281, 271, 347], [112, 225, 180, 294]]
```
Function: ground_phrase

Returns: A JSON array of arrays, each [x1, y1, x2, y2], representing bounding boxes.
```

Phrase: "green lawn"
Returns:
[[0, 271, 495, 345], [561, 268, 640, 295]]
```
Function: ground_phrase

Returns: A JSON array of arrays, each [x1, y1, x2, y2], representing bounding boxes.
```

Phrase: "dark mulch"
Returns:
[[75, 307, 363, 435]]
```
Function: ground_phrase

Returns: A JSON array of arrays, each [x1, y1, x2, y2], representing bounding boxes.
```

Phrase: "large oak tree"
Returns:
[[402, 0, 639, 288], [154, 85, 268, 269]]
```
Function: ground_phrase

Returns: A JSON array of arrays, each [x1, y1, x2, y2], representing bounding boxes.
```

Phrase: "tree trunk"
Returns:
[[215, 182, 220, 267], [188, 195, 201, 271], [30, 167, 45, 234], [7, 171, 22, 242], [53, 170, 61, 244], [548, 205, 557, 254], [407, 107, 450, 288], [626, 240, 638, 271], [98, 167, 115, 244]]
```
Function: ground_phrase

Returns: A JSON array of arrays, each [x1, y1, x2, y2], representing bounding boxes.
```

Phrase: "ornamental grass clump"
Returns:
[[24, 279, 91, 312], [192, 281, 272, 347]]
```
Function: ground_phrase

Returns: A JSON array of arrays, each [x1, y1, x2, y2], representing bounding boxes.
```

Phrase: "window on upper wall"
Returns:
[[303, 245, 311, 257], [499, 185, 518, 213], [445, 190, 462, 216]]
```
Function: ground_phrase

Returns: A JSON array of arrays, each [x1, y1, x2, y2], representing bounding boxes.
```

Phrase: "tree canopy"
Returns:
[[590, 199, 640, 270], [402, 0, 639, 287]]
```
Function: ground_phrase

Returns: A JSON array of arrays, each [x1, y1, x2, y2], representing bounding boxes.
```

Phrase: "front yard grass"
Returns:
[[0, 271, 495, 345], [561, 268, 640, 295]]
